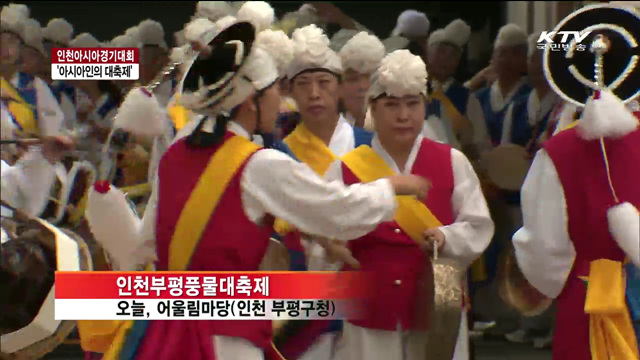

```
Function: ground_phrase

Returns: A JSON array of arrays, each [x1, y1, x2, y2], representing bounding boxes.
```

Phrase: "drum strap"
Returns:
[[429, 88, 472, 137], [340, 145, 443, 244]]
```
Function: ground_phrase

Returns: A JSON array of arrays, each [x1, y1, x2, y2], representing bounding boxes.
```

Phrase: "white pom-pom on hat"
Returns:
[[287, 24, 342, 79], [428, 19, 472, 49], [255, 29, 294, 78], [330, 29, 359, 52], [69, 32, 101, 48], [110, 34, 140, 48], [494, 23, 527, 49], [236, 1, 275, 33], [184, 17, 216, 46], [114, 87, 169, 137], [578, 89, 639, 140], [20, 18, 46, 56], [195, 1, 235, 22], [339, 31, 385, 75], [43, 18, 74, 45], [215, 15, 238, 33], [8, 3, 29, 19], [392, 10, 430, 38], [138, 19, 167, 50], [125, 26, 140, 42], [1, 5, 27, 37], [608, 202, 640, 267], [368, 49, 428, 99]]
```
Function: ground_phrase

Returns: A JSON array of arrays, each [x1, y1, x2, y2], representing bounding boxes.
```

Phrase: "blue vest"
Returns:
[[429, 81, 470, 117], [15, 72, 38, 120], [96, 95, 120, 121], [626, 264, 640, 350], [475, 83, 532, 145], [509, 94, 552, 148]]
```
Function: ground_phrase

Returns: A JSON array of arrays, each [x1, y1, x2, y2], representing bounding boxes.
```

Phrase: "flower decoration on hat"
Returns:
[[255, 29, 294, 78], [339, 31, 386, 75], [494, 23, 527, 49], [368, 49, 428, 100], [428, 19, 472, 50], [42, 18, 73, 46], [287, 24, 342, 80]]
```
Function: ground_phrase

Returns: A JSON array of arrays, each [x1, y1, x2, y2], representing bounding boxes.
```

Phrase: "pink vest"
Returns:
[[544, 127, 640, 360], [341, 138, 455, 330], [137, 133, 275, 359]]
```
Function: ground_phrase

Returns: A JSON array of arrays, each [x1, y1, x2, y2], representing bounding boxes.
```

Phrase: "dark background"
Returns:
[[23, 1, 506, 45]]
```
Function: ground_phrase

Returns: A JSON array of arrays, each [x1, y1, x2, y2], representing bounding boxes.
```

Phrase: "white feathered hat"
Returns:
[[236, 1, 274, 33], [287, 24, 342, 80], [69, 33, 101, 48], [368, 49, 428, 100], [392, 10, 430, 38], [179, 19, 279, 114], [339, 31, 386, 75], [255, 29, 294, 78], [110, 34, 140, 48], [42, 18, 74, 46], [113, 87, 169, 137], [125, 26, 140, 42], [194, 1, 235, 23], [494, 23, 527, 49], [0, 4, 28, 37], [138, 19, 168, 50], [428, 19, 472, 50], [20, 18, 46, 56]]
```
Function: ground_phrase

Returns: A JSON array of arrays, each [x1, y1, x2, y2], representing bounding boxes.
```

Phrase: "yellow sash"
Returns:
[[78, 136, 260, 358], [583, 259, 639, 360], [1, 77, 38, 136], [429, 88, 471, 135], [340, 145, 443, 243], [274, 124, 338, 235]]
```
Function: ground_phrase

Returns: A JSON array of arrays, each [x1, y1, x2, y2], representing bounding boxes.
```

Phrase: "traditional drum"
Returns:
[[51, 161, 97, 226], [0, 202, 93, 359], [498, 245, 553, 317], [483, 144, 532, 192]]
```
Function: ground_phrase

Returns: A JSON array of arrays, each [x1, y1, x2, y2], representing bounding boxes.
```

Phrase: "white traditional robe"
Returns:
[[11, 73, 64, 136], [324, 134, 494, 360]]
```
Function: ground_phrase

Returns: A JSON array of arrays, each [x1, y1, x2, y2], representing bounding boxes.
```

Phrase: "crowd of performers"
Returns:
[[1, 1, 639, 360]]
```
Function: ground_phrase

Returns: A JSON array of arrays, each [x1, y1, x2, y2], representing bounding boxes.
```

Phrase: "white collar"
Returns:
[[489, 78, 526, 112], [328, 114, 356, 156], [371, 133, 424, 174], [527, 90, 558, 126], [433, 78, 455, 93]]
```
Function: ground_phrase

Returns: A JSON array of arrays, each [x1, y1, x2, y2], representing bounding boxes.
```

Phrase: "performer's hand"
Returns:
[[422, 228, 446, 255], [317, 238, 360, 269], [389, 174, 431, 200]]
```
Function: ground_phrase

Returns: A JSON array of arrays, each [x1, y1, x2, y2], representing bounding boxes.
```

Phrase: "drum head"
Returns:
[[498, 249, 552, 317], [484, 144, 531, 191], [1, 215, 92, 358]]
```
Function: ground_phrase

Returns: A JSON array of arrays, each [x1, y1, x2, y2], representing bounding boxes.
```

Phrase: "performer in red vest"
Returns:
[[131, 19, 430, 360], [512, 4, 640, 360], [324, 49, 494, 360]]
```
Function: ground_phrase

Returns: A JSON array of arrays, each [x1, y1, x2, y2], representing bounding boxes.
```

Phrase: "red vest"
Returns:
[[544, 127, 640, 360], [140, 133, 275, 356], [341, 138, 455, 330]]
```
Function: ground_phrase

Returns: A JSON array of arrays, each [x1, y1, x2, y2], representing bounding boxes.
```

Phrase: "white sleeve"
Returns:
[[466, 95, 492, 156], [136, 177, 159, 266], [241, 149, 397, 241], [439, 149, 495, 268], [34, 78, 64, 136], [500, 103, 515, 145], [323, 159, 344, 182], [9, 148, 56, 217], [512, 149, 575, 299], [1, 160, 21, 211], [60, 93, 77, 130]]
